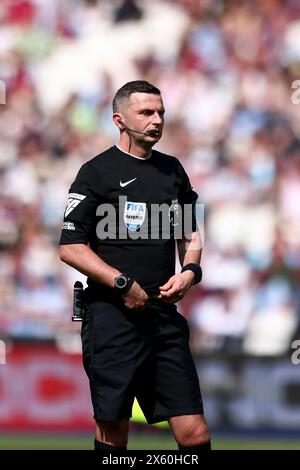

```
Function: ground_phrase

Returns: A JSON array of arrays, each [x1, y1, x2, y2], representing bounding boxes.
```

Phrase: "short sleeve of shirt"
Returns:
[[59, 163, 99, 245], [177, 161, 199, 233]]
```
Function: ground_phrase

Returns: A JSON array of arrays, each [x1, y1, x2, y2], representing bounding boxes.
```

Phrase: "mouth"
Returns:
[[147, 130, 161, 138]]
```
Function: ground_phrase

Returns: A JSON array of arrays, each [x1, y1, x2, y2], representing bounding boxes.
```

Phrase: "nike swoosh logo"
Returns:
[[120, 178, 137, 188]]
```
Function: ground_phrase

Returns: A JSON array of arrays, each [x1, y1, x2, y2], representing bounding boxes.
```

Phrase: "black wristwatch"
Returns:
[[114, 274, 134, 294]]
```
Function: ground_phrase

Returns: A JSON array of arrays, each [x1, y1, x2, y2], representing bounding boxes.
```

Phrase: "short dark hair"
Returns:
[[112, 80, 161, 112]]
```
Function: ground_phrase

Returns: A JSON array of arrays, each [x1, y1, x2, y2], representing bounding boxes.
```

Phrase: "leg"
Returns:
[[169, 414, 211, 448], [81, 299, 147, 451], [95, 418, 129, 448]]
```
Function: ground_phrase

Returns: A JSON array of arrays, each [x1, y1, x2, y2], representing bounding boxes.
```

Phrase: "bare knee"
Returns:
[[178, 428, 211, 447], [96, 419, 129, 447], [169, 415, 210, 447]]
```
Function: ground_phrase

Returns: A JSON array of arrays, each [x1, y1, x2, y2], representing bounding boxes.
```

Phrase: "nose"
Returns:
[[152, 111, 163, 126]]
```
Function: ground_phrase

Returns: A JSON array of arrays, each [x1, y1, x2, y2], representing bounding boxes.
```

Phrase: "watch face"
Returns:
[[116, 276, 127, 288]]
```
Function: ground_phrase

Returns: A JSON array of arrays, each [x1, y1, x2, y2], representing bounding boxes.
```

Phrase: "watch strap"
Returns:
[[181, 263, 202, 284], [114, 274, 134, 294]]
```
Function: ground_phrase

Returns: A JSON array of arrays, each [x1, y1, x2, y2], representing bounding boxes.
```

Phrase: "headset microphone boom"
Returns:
[[118, 119, 159, 137]]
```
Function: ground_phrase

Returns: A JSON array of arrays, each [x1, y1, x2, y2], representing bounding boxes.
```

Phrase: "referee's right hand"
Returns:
[[122, 281, 148, 310]]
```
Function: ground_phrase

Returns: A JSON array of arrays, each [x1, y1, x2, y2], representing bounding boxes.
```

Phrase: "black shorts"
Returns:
[[81, 289, 203, 424]]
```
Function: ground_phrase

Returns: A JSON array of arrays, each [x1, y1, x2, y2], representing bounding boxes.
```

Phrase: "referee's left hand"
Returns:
[[159, 271, 195, 304]]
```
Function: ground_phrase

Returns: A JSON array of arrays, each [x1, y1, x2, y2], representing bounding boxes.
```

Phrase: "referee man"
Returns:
[[59, 81, 211, 451]]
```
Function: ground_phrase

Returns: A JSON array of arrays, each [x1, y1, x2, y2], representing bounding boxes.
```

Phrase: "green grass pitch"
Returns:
[[0, 431, 299, 450]]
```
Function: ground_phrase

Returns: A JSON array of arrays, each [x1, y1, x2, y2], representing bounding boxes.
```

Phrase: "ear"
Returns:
[[113, 113, 124, 130]]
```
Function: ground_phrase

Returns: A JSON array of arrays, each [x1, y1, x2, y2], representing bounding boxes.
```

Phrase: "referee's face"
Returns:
[[126, 92, 165, 143]]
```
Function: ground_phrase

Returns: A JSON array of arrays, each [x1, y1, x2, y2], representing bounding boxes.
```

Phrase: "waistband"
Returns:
[[84, 285, 162, 303]]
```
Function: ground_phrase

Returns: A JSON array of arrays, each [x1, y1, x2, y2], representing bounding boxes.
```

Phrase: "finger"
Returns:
[[160, 284, 177, 294], [160, 284, 182, 298], [125, 303, 135, 310], [159, 278, 175, 291], [159, 283, 172, 292]]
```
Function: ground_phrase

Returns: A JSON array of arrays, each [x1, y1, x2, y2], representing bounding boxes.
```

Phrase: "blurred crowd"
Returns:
[[0, 0, 300, 355]]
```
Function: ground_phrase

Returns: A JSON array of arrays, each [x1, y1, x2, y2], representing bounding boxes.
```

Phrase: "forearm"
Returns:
[[60, 244, 121, 288], [160, 232, 202, 302], [177, 231, 202, 267]]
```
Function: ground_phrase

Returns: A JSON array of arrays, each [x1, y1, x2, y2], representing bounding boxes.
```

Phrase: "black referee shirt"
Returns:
[[60, 145, 198, 294]]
